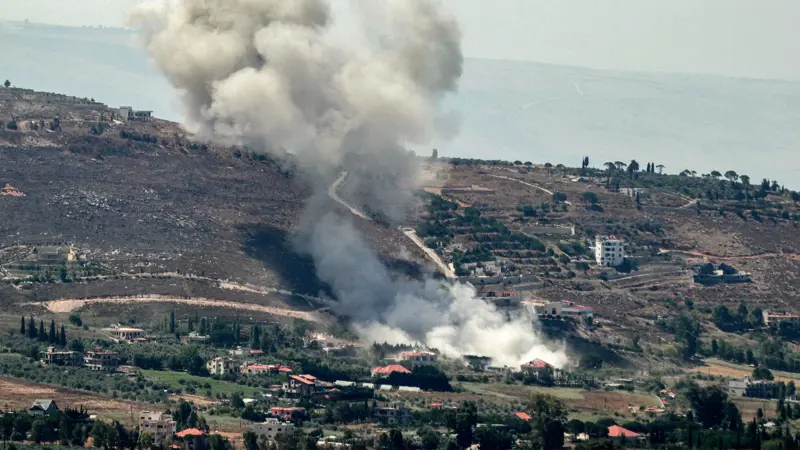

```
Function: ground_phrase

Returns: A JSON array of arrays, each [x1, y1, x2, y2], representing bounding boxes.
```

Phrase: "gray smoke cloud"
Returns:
[[128, 0, 567, 368]]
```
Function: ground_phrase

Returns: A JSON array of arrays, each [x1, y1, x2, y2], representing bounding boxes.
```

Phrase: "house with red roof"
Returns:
[[175, 428, 208, 450], [514, 412, 532, 421], [371, 365, 412, 377], [270, 407, 307, 422], [286, 374, 318, 396], [608, 425, 643, 441], [520, 359, 553, 373]]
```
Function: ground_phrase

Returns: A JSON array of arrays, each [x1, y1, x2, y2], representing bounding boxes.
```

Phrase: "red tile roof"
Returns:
[[515, 412, 532, 421], [176, 428, 206, 438], [249, 350, 264, 355], [521, 359, 552, 369], [431, 403, 443, 408], [372, 365, 412, 375], [289, 375, 315, 385], [608, 425, 641, 438]]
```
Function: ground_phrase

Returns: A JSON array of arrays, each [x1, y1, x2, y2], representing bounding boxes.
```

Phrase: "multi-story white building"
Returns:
[[206, 357, 238, 376], [398, 351, 438, 369], [139, 411, 176, 446], [250, 418, 294, 440], [595, 236, 625, 267]]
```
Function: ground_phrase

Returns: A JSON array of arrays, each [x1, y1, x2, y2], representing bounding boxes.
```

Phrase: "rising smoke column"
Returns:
[[128, 0, 567, 368]]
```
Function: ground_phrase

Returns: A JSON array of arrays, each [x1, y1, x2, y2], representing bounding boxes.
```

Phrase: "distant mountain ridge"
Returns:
[[2, 21, 798, 187]]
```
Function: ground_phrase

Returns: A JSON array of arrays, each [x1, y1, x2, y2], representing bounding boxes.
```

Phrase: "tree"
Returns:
[[544, 163, 553, 176], [49, 320, 57, 344], [627, 160, 640, 178], [656, 164, 665, 174], [710, 170, 722, 179], [230, 393, 245, 409], [453, 402, 478, 449], [28, 316, 37, 339], [687, 384, 735, 428], [169, 311, 176, 334], [59, 325, 67, 346], [432, 149, 438, 159], [20, 316, 25, 335], [791, 191, 800, 204], [243, 431, 259, 450], [527, 394, 567, 450], [603, 162, 616, 186], [724, 170, 739, 187], [581, 191, 599, 207], [3, 80, 10, 88], [552, 192, 568, 203], [740, 175, 751, 200], [38, 320, 45, 342], [752, 366, 774, 381]]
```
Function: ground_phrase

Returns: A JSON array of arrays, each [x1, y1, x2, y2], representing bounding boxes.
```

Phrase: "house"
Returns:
[[206, 357, 238, 376], [175, 428, 207, 450], [607, 425, 642, 442], [249, 349, 265, 357], [286, 374, 318, 396], [372, 402, 412, 425], [595, 236, 625, 267], [762, 311, 800, 327], [41, 346, 82, 367], [536, 301, 594, 319], [84, 348, 120, 372], [269, 407, 307, 422], [251, 418, 295, 440], [728, 377, 781, 399], [106, 327, 146, 342], [241, 363, 273, 375], [371, 365, 412, 377], [180, 332, 211, 344], [398, 351, 438, 368], [520, 359, 553, 373], [514, 412, 532, 421], [139, 411, 177, 446], [31, 245, 75, 262], [28, 399, 59, 416]]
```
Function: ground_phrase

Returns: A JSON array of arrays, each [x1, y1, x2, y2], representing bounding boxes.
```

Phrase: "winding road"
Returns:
[[328, 171, 370, 220], [489, 174, 572, 205]]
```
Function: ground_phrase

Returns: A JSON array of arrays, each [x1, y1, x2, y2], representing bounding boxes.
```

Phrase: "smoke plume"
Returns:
[[129, 0, 567, 368]]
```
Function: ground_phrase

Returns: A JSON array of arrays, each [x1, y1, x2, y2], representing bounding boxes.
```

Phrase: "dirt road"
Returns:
[[489, 174, 572, 204], [36, 295, 327, 322], [329, 171, 370, 220], [401, 228, 456, 279]]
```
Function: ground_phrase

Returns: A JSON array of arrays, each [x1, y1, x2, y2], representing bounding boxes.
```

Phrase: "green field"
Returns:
[[140, 369, 264, 398]]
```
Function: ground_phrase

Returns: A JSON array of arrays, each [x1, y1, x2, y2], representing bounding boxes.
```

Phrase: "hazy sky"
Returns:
[[3, 0, 799, 80]]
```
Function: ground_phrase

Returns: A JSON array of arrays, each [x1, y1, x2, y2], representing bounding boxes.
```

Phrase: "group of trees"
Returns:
[[0, 408, 91, 445], [20, 316, 68, 347], [712, 303, 762, 333]]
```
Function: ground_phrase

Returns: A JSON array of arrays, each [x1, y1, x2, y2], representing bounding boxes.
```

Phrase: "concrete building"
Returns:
[[595, 236, 625, 267], [535, 301, 594, 319], [118, 106, 153, 122], [372, 402, 412, 425], [180, 332, 211, 344], [206, 357, 238, 376], [41, 346, 82, 367], [398, 351, 438, 368], [139, 411, 177, 446], [728, 377, 780, 399], [269, 407, 307, 422], [84, 348, 120, 372], [250, 418, 295, 440], [106, 327, 146, 342], [32, 245, 75, 262], [762, 311, 800, 327]]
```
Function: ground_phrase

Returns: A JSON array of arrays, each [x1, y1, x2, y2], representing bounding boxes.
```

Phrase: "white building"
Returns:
[[251, 418, 294, 440], [595, 236, 625, 267], [206, 357, 238, 376], [398, 351, 438, 368], [139, 411, 176, 446]]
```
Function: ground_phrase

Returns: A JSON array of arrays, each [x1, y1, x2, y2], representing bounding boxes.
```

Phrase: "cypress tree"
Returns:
[[39, 320, 46, 342], [28, 316, 37, 339], [49, 320, 57, 344], [169, 311, 175, 334], [59, 325, 67, 346], [188, 317, 194, 332], [20, 316, 25, 335]]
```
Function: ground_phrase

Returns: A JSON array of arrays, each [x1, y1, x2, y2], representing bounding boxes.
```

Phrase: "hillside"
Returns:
[[0, 87, 427, 318], [2, 22, 799, 186]]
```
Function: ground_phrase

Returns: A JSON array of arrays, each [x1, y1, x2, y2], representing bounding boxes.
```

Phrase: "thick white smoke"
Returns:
[[128, 0, 567, 368]]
